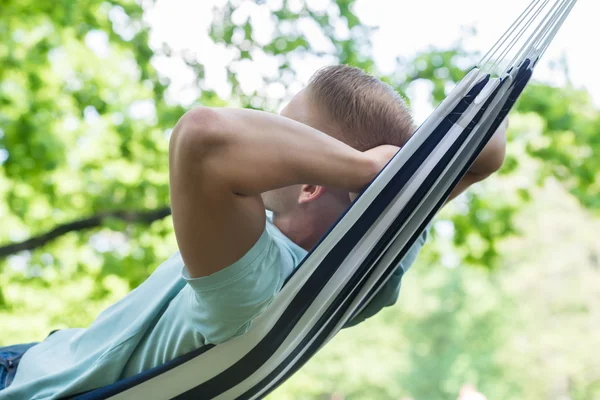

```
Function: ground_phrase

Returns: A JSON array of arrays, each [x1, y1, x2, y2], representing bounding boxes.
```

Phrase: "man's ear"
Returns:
[[298, 184, 326, 204]]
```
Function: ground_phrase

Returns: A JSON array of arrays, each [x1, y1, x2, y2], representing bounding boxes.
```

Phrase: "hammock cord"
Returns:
[[479, 0, 549, 70], [476, 0, 577, 79]]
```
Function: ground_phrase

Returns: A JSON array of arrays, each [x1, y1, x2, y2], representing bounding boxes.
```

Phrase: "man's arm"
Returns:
[[348, 118, 508, 204], [169, 107, 381, 279], [447, 117, 508, 202]]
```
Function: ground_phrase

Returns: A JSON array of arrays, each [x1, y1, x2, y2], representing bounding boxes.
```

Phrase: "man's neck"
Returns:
[[271, 213, 318, 252]]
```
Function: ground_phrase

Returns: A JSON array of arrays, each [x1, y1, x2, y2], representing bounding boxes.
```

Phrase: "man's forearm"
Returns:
[[171, 107, 377, 196]]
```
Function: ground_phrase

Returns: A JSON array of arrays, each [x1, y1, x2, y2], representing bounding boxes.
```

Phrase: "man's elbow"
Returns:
[[484, 146, 506, 177], [486, 118, 509, 173], [170, 107, 225, 166], [490, 131, 507, 172], [470, 129, 507, 178]]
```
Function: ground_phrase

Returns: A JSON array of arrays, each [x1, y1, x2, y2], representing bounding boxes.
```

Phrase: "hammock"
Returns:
[[66, 0, 577, 398]]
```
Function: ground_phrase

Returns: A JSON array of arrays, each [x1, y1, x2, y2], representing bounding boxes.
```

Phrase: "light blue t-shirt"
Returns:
[[2, 212, 427, 399]]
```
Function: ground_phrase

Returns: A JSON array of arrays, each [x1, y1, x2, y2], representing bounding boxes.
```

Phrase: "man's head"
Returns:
[[263, 65, 415, 250]]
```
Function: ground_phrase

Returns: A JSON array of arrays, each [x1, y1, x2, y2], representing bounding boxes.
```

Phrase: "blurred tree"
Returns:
[[0, 0, 187, 291], [397, 266, 517, 400], [1, 0, 599, 397], [2, 0, 598, 287]]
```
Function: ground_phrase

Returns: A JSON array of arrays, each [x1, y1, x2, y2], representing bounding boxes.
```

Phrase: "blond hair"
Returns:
[[307, 65, 415, 151]]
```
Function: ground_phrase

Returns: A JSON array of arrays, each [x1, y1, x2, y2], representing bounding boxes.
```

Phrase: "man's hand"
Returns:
[[364, 145, 401, 170], [349, 144, 400, 202]]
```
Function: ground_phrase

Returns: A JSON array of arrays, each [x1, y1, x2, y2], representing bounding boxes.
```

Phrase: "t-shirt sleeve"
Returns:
[[344, 225, 430, 328], [181, 225, 292, 345]]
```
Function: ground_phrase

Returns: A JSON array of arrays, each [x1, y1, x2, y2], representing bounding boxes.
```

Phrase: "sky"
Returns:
[[143, 0, 597, 120]]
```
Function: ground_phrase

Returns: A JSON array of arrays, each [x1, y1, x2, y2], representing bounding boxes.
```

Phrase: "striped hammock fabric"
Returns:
[[67, 0, 578, 398]]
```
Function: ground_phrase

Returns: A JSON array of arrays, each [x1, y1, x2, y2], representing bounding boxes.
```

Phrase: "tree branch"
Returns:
[[0, 207, 172, 258]]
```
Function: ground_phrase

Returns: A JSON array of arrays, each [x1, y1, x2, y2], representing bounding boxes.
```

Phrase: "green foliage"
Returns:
[[209, 0, 375, 109], [517, 84, 600, 210], [0, 0, 183, 290], [1, 0, 599, 398], [397, 269, 516, 400]]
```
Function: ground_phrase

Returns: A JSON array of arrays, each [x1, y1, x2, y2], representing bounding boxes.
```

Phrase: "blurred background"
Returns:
[[1, 0, 599, 399]]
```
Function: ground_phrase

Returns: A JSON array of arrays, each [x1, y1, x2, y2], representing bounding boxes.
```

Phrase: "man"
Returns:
[[0, 65, 506, 398]]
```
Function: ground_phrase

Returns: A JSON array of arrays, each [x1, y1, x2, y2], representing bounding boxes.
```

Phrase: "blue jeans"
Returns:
[[0, 343, 38, 391]]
